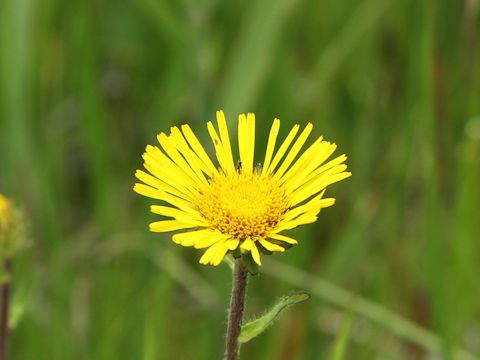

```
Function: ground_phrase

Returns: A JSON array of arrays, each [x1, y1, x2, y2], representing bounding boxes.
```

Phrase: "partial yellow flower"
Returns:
[[0, 194, 27, 260], [0, 194, 12, 234], [134, 111, 351, 266]]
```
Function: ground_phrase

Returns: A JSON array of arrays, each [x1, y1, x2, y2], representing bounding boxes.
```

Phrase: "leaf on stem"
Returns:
[[238, 291, 310, 343]]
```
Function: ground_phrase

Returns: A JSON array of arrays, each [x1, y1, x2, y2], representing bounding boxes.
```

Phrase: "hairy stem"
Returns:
[[225, 258, 248, 360], [0, 259, 11, 360]]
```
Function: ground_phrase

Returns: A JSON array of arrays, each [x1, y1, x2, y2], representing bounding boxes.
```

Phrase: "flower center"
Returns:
[[196, 172, 290, 240]]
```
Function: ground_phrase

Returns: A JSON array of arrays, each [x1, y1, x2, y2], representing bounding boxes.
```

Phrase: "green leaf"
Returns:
[[223, 254, 235, 270], [239, 291, 310, 343], [241, 253, 259, 275], [328, 313, 353, 360]]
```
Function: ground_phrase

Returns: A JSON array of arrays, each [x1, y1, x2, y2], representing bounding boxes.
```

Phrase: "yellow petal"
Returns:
[[265, 124, 299, 174], [172, 229, 229, 249], [149, 220, 197, 233], [194, 236, 226, 249], [211, 243, 231, 266], [288, 152, 347, 193], [148, 190, 200, 218], [225, 239, 240, 250], [169, 127, 212, 181], [261, 119, 280, 175], [172, 229, 210, 246], [319, 198, 336, 208], [199, 240, 232, 266], [272, 123, 313, 180], [240, 238, 253, 251], [258, 238, 285, 252], [133, 183, 163, 200], [309, 154, 348, 180], [216, 110, 236, 175], [150, 205, 206, 226], [274, 214, 318, 232], [279, 138, 327, 187], [281, 191, 326, 223], [199, 241, 223, 265], [134, 178, 200, 218], [238, 113, 255, 174], [269, 233, 298, 245], [157, 133, 207, 188], [251, 242, 261, 265], [142, 147, 197, 200], [207, 121, 235, 174], [181, 124, 219, 176], [135, 169, 193, 202], [291, 171, 351, 206]]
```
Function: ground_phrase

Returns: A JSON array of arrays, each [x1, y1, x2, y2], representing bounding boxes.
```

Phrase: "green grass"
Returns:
[[1, 0, 479, 359]]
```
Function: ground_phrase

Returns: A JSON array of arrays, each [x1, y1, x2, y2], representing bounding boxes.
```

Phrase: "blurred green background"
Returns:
[[1, 0, 479, 359]]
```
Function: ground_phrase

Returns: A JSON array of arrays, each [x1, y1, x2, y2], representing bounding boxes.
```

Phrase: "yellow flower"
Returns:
[[134, 111, 351, 266], [0, 194, 27, 260], [0, 194, 12, 234]]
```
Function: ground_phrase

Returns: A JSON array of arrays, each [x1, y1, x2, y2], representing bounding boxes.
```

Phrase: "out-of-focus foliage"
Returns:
[[0, 0, 479, 359]]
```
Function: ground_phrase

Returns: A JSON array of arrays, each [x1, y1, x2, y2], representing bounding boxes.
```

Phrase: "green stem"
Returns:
[[225, 259, 248, 360]]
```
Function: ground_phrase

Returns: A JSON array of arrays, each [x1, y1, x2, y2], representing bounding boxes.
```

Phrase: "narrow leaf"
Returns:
[[328, 313, 353, 360], [239, 291, 310, 343]]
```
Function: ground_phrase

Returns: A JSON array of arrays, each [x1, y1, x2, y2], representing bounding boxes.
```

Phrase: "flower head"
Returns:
[[0, 194, 26, 259], [134, 111, 351, 266], [0, 194, 12, 234]]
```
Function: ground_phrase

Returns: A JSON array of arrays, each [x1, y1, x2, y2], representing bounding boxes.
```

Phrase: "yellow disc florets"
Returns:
[[196, 172, 290, 240]]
